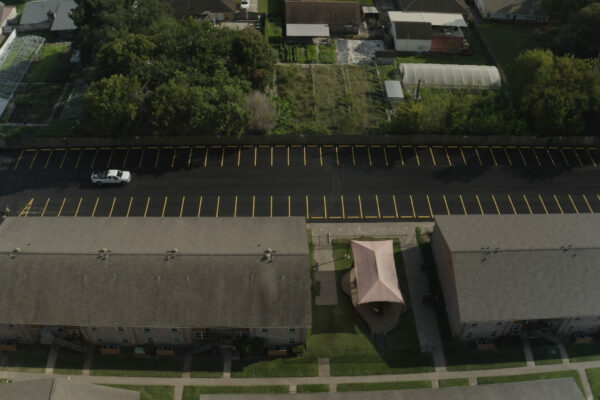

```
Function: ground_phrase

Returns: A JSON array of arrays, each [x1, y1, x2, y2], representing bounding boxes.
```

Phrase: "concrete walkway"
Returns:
[[318, 357, 330, 377], [44, 346, 57, 374], [312, 236, 338, 306]]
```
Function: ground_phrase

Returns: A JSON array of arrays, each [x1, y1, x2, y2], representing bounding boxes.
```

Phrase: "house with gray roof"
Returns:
[[0, 217, 311, 348], [0, 377, 140, 400], [431, 214, 600, 341], [201, 378, 584, 400], [19, 0, 76, 32], [475, 0, 548, 22]]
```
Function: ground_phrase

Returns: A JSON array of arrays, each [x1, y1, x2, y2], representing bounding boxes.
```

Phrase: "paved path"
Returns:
[[318, 357, 330, 377], [44, 346, 57, 374], [312, 231, 338, 306]]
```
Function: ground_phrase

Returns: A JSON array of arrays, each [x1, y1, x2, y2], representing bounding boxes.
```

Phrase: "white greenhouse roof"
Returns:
[[388, 11, 467, 27], [399, 63, 502, 89], [286, 24, 330, 37], [385, 81, 404, 99]]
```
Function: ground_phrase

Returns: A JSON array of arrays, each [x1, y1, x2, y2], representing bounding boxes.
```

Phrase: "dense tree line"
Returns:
[[72, 0, 276, 136]]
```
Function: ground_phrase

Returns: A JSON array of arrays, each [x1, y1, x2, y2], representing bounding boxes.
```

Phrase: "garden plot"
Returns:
[[0, 82, 65, 123], [343, 65, 388, 128], [312, 65, 350, 132], [275, 64, 316, 124]]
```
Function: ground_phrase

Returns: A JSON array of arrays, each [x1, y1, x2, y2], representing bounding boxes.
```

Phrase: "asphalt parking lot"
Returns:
[[2, 144, 600, 220]]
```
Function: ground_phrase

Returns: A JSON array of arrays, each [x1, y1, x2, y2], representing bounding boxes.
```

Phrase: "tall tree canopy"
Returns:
[[554, 2, 600, 59]]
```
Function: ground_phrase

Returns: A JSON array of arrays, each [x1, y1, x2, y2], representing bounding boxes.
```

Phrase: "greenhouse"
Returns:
[[399, 63, 502, 90]]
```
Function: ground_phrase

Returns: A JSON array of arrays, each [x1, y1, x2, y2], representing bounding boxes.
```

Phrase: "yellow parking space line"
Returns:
[[216, 196, 220, 217], [398, 146, 405, 166], [426, 195, 433, 218], [517, 147, 527, 166], [323, 195, 327, 219], [413, 147, 420, 166], [106, 148, 114, 168], [341, 195, 346, 219], [197, 196, 202, 217], [367, 146, 372, 166], [126, 197, 133, 217], [503, 147, 512, 166], [409, 194, 416, 218], [171, 148, 177, 168], [429, 147, 436, 166], [154, 148, 161, 168], [204, 147, 209, 167], [18, 198, 34, 217], [568, 194, 578, 213], [43, 150, 54, 170], [351, 146, 356, 166], [559, 149, 570, 166], [492, 194, 500, 214], [90, 149, 99, 169], [375, 194, 381, 218], [583, 194, 593, 213], [41, 198, 50, 217], [186, 147, 193, 168], [586, 149, 597, 167], [532, 147, 541, 166], [74, 149, 84, 169], [459, 146, 467, 165], [108, 197, 116, 217], [303, 146, 306, 166], [554, 195, 564, 214], [459, 194, 467, 215], [476, 194, 484, 214], [358, 195, 364, 218], [573, 149, 584, 167], [474, 147, 483, 166], [538, 195, 548, 214], [523, 194, 533, 214], [74, 197, 82, 217], [138, 147, 145, 168], [143, 196, 150, 217], [220, 147, 225, 168], [122, 148, 129, 168], [545, 148, 556, 167], [319, 146, 323, 166], [252, 196, 256, 217], [288, 195, 291, 217], [13, 149, 24, 170], [443, 194, 450, 215], [305, 195, 309, 219], [28, 150, 39, 169], [92, 197, 99, 217], [231, 195, 236, 217], [392, 194, 398, 218], [180, 196, 186, 218], [335, 146, 340, 166], [162, 196, 168, 218], [444, 146, 452, 166], [383, 147, 389, 166], [507, 194, 517, 214], [489, 147, 498, 166]]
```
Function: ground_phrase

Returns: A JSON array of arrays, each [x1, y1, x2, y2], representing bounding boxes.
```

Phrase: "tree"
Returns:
[[95, 33, 156, 82], [555, 2, 600, 59], [542, 0, 595, 20], [230, 29, 276, 89], [514, 49, 600, 135], [83, 75, 143, 136]]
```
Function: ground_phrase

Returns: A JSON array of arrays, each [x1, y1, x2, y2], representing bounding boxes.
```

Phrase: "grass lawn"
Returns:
[[232, 355, 318, 378], [258, 0, 282, 14], [438, 378, 469, 387], [337, 381, 432, 392], [265, 16, 283, 42], [566, 342, 600, 363], [297, 384, 330, 393], [478, 370, 584, 395], [586, 368, 600, 399], [308, 239, 434, 376], [530, 340, 562, 366], [0, 83, 65, 123], [183, 385, 289, 400], [24, 43, 73, 83], [476, 22, 549, 84], [91, 347, 184, 377], [395, 28, 492, 66], [104, 385, 174, 400], [415, 228, 526, 372], [0, 345, 48, 373], [319, 44, 336, 64], [189, 355, 223, 378], [54, 350, 85, 375], [0, 118, 81, 139]]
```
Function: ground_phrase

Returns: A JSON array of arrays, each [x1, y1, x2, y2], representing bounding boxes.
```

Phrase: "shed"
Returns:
[[384, 80, 404, 101], [391, 21, 433, 52], [399, 63, 502, 89], [388, 11, 467, 27], [286, 23, 330, 37]]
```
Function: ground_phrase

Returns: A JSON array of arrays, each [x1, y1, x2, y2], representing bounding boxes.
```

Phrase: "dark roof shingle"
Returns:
[[285, 0, 361, 27]]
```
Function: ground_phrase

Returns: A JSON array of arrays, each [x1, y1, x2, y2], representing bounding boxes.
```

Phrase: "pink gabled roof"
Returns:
[[351, 240, 405, 305]]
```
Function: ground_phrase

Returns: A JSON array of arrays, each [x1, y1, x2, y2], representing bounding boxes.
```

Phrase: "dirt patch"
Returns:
[[336, 40, 385, 64]]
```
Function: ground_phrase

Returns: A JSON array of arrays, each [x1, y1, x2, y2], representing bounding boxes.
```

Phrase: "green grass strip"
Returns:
[[297, 384, 330, 393], [337, 381, 432, 392]]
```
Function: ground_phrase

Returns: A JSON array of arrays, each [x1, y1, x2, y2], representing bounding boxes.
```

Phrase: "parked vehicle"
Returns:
[[91, 169, 131, 186], [241, 0, 249, 9]]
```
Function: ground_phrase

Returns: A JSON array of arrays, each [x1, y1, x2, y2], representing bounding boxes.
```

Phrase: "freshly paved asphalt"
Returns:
[[2, 144, 600, 219]]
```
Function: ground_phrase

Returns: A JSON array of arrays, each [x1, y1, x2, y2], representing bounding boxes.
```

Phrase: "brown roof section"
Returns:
[[165, 0, 237, 16], [351, 240, 405, 305], [285, 0, 361, 27], [397, 0, 467, 13]]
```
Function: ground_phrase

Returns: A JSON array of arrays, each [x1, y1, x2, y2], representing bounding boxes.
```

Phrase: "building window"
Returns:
[[98, 339, 103, 344], [289, 338, 296, 344], [147, 337, 154, 344], [7, 323, 14, 328], [288, 327, 296, 333], [471, 323, 477, 327], [491, 331, 497, 337], [466, 333, 472, 338], [575, 317, 580, 321], [194, 332, 206, 339], [171, 328, 178, 333], [122, 338, 129, 344], [174, 337, 181, 344], [496, 322, 502, 326], [261, 328, 268, 333], [144, 327, 151, 333], [91, 326, 97, 331], [117, 327, 124, 332]]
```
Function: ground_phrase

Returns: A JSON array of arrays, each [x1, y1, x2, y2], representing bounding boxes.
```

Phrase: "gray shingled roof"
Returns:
[[50, 0, 76, 31], [0, 378, 140, 400], [479, 0, 547, 16], [0, 217, 311, 328], [20, 0, 76, 30], [435, 214, 600, 323], [285, 0, 361, 27], [201, 379, 583, 400], [394, 21, 433, 40]]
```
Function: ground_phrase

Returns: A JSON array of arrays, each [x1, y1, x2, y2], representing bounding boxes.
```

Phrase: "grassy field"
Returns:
[[91, 348, 184, 377], [104, 385, 174, 400], [297, 384, 330, 393], [24, 43, 72, 83], [566, 342, 600, 363], [54, 350, 85, 375], [0, 83, 65, 123], [232, 355, 318, 378], [189, 355, 224, 378], [439, 378, 469, 387], [586, 368, 600, 399], [337, 381, 432, 392], [478, 370, 585, 395], [258, 0, 282, 14], [183, 385, 289, 400], [307, 239, 434, 376], [0, 345, 48, 373]]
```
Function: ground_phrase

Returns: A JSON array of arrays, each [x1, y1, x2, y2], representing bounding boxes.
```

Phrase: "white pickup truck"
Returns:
[[91, 169, 132, 186]]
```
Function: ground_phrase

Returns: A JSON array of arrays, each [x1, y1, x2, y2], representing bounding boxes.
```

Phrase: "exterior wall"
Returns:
[[329, 24, 359, 35], [393, 37, 431, 52], [19, 21, 51, 32], [459, 320, 514, 341], [558, 317, 600, 335], [431, 224, 463, 339], [250, 327, 305, 346]]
